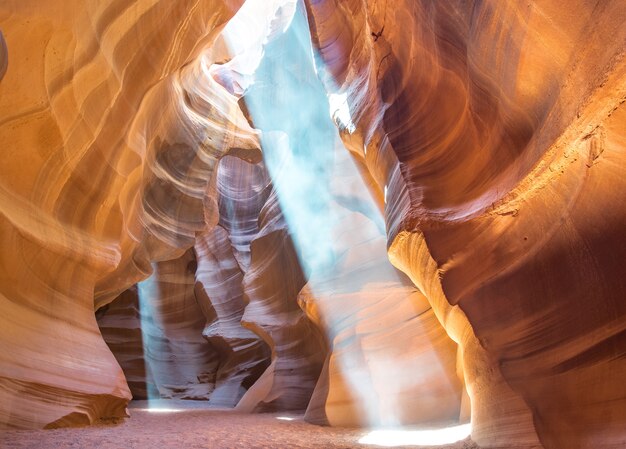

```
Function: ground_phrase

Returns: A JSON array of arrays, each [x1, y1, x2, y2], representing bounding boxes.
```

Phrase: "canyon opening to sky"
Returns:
[[1, 1, 625, 449]]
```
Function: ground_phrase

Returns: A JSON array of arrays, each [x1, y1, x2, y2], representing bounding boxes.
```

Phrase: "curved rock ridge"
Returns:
[[93, 4, 261, 307], [193, 156, 274, 407], [213, 155, 271, 271], [236, 189, 327, 413], [194, 226, 271, 407], [98, 152, 325, 410], [96, 287, 153, 400], [0, 1, 625, 447], [295, 141, 465, 428], [306, 1, 626, 448], [229, 0, 467, 429], [100, 154, 280, 406], [0, 0, 259, 428], [133, 249, 219, 400]]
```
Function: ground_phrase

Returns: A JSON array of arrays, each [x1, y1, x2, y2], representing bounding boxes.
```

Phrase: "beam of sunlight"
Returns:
[[219, 0, 465, 429], [227, 0, 350, 278], [359, 424, 473, 447], [232, 2, 391, 425], [137, 264, 161, 407], [137, 261, 210, 408]]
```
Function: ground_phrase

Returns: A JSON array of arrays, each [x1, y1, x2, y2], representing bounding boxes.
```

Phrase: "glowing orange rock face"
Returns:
[[0, 0, 250, 429], [307, 1, 626, 448], [0, 1, 625, 449]]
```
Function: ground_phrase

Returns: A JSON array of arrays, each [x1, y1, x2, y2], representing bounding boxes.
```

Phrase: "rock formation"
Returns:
[[97, 287, 153, 400], [0, 0, 256, 428], [194, 225, 271, 407], [305, 1, 626, 448], [119, 250, 219, 400], [235, 187, 327, 413], [297, 142, 467, 429], [1, 1, 625, 448]]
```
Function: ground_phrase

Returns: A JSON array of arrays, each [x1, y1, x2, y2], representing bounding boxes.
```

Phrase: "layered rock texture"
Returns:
[[305, 1, 626, 448], [99, 250, 221, 401], [96, 287, 152, 400], [296, 142, 466, 429], [0, 0, 253, 429], [1, 1, 625, 449]]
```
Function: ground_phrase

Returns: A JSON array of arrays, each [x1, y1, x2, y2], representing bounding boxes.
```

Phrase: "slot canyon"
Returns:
[[0, 1, 625, 448]]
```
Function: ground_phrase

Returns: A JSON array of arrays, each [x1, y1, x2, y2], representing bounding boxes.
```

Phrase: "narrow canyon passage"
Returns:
[[1, 1, 626, 449]]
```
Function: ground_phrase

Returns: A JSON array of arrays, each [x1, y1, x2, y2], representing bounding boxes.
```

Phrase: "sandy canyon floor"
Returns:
[[0, 401, 480, 449]]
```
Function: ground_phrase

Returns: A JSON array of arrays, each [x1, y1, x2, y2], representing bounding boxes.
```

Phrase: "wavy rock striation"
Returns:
[[298, 143, 466, 428], [193, 155, 274, 407], [96, 287, 153, 400], [306, 1, 626, 448], [132, 250, 219, 400], [0, 0, 255, 428], [0, 1, 625, 448], [236, 189, 327, 413]]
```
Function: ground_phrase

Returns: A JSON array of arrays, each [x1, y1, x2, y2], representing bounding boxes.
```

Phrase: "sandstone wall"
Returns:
[[0, 2, 624, 448], [306, 1, 626, 447]]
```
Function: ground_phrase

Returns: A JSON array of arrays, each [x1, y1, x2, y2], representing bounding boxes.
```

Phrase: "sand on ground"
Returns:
[[0, 401, 479, 449]]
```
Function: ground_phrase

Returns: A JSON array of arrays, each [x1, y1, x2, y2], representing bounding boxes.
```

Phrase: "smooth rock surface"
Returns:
[[306, 1, 626, 448], [0, 1, 624, 448]]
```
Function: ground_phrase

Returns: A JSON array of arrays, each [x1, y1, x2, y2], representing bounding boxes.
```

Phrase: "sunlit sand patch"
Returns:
[[359, 423, 472, 447]]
